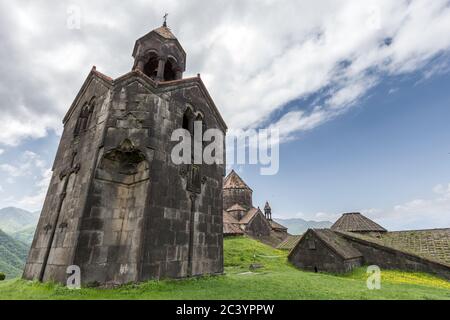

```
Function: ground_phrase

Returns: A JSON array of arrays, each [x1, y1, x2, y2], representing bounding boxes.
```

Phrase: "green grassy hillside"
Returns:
[[0, 229, 29, 279], [11, 226, 36, 245], [0, 236, 449, 300]]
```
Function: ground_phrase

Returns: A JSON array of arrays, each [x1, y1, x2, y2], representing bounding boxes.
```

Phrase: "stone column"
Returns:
[[156, 57, 167, 81], [135, 58, 145, 72], [175, 67, 183, 80]]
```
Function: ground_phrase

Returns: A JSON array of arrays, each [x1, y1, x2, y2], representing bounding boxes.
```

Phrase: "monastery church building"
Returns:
[[222, 170, 289, 246]]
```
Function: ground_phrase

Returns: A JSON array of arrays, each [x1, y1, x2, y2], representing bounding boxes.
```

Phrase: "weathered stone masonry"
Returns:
[[288, 213, 450, 280], [23, 24, 227, 285]]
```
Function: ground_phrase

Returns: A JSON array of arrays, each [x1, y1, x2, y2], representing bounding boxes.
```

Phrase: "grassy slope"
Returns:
[[0, 236, 449, 300]]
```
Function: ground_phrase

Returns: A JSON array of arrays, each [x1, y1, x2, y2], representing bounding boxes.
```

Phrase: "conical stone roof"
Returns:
[[223, 170, 252, 191], [331, 212, 387, 233], [152, 26, 177, 40]]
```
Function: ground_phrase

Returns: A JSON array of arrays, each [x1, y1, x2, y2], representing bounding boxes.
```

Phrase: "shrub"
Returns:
[[0, 273, 5, 281]]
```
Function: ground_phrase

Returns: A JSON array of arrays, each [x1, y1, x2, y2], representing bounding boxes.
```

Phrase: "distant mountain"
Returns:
[[0, 207, 39, 234], [11, 226, 36, 245], [0, 228, 29, 279], [274, 218, 333, 235]]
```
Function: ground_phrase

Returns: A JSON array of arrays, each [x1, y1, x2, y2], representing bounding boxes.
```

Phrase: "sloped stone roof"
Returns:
[[223, 211, 239, 224], [378, 229, 450, 264], [226, 204, 247, 212], [132, 25, 186, 62], [347, 228, 450, 265], [223, 211, 244, 235], [239, 207, 260, 224], [331, 212, 387, 233], [276, 235, 302, 250], [223, 170, 252, 190], [153, 26, 177, 39], [269, 220, 288, 231], [223, 223, 245, 235], [312, 229, 363, 260]]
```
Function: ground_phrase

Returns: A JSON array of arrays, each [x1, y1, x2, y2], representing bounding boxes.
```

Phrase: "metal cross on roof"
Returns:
[[163, 13, 168, 27]]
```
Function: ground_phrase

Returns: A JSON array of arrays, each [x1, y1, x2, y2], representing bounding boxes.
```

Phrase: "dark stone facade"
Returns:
[[223, 188, 253, 211], [288, 229, 362, 273], [222, 171, 289, 246], [245, 211, 272, 238], [23, 25, 227, 285], [289, 225, 450, 280]]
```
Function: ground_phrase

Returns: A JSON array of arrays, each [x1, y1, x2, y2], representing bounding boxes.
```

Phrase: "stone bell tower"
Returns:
[[264, 202, 272, 221], [132, 23, 185, 81], [23, 21, 227, 285]]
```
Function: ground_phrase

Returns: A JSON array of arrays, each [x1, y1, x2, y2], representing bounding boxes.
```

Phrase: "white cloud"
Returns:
[[1, 0, 450, 146], [381, 183, 450, 229], [0, 163, 20, 177], [0, 112, 55, 146], [18, 168, 52, 211], [0, 150, 51, 211], [388, 88, 399, 94], [304, 211, 342, 223], [0, 149, 4, 155], [22, 150, 46, 169], [359, 185, 450, 230], [0, 150, 46, 178], [269, 109, 330, 143]]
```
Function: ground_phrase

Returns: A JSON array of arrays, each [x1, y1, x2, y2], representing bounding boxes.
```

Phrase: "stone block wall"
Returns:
[[24, 72, 226, 285], [288, 232, 362, 273], [223, 188, 252, 210], [139, 80, 225, 279], [245, 213, 272, 238], [339, 234, 450, 280], [23, 76, 111, 284]]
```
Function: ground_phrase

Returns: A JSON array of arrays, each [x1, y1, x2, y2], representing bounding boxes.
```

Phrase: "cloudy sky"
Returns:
[[0, 0, 450, 230]]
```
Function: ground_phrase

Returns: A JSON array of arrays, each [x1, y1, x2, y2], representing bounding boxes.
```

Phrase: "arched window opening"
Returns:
[[164, 59, 176, 81], [182, 113, 190, 131], [194, 113, 209, 151], [143, 53, 159, 79], [74, 104, 89, 136], [74, 116, 82, 136], [74, 97, 95, 136], [81, 106, 90, 131], [195, 114, 203, 126], [182, 108, 194, 136], [86, 98, 96, 129]]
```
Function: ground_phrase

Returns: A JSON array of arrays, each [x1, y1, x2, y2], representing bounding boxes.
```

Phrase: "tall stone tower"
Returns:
[[223, 170, 253, 210], [23, 22, 227, 285]]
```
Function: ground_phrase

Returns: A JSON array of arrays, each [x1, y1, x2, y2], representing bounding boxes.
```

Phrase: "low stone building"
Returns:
[[288, 212, 450, 280], [289, 229, 363, 273], [222, 170, 289, 246]]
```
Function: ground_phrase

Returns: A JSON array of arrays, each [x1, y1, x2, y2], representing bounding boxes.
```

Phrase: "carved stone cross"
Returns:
[[39, 150, 81, 281], [59, 163, 80, 180]]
